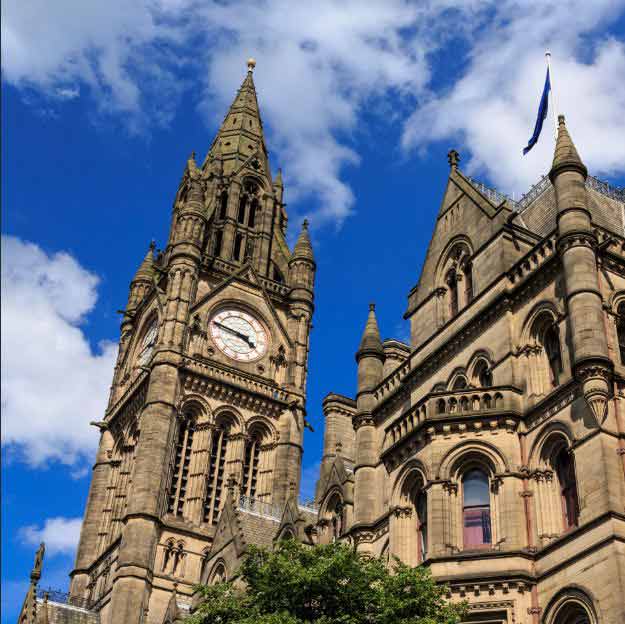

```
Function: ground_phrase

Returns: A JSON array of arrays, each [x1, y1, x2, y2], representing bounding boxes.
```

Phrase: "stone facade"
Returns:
[[314, 122, 625, 624], [19, 63, 625, 624]]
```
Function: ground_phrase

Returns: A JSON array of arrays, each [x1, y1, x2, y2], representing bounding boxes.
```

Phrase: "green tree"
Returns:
[[190, 540, 466, 624]]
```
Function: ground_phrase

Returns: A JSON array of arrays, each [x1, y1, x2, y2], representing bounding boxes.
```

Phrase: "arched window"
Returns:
[[203, 420, 230, 525], [462, 469, 491, 548], [555, 448, 579, 529], [168, 415, 195, 516], [213, 230, 223, 257], [248, 197, 258, 228], [210, 562, 226, 585], [446, 268, 458, 317], [544, 325, 563, 387], [617, 301, 625, 363], [552, 600, 592, 624], [219, 190, 228, 219], [237, 195, 247, 223], [242, 435, 261, 499], [452, 375, 468, 391], [416, 490, 428, 560], [473, 359, 493, 388], [463, 260, 473, 304], [233, 233, 243, 261]]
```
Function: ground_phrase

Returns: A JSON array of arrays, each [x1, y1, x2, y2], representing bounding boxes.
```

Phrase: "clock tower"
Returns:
[[67, 59, 315, 624]]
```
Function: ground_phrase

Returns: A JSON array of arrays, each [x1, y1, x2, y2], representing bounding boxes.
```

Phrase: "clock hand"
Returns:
[[214, 321, 256, 348]]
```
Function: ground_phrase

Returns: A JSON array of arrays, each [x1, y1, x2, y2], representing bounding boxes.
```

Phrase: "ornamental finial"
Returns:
[[247, 58, 256, 72]]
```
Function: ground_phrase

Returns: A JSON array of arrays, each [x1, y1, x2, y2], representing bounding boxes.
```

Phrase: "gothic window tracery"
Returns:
[[473, 359, 493, 388], [532, 430, 580, 544], [168, 413, 196, 516], [438, 240, 473, 322], [203, 417, 232, 525], [393, 469, 428, 565], [525, 310, 565, 398]]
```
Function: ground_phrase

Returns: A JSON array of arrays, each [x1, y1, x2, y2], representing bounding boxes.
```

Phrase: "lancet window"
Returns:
[[462, 469, 491, 548], [203, 419, 231, 525], [438, 240, 473, 321], [218, 190, 228, 220], [525, 310, 564, 398], [168, 414, 196, 516], [242, 422, 273, 501], [393, 469, 428, 565], [616, 301, 625, 363], [555, 448, 579, 529], [473, 359, 493, 388]]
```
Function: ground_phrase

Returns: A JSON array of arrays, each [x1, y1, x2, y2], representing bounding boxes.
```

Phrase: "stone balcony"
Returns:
[[382, 385, 523, 455]]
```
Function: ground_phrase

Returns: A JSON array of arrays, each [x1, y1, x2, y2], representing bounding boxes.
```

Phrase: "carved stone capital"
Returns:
[[352, 412, 375, 431]]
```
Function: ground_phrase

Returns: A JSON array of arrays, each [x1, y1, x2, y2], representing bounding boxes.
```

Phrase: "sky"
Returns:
[[2, 1, 625, 621]]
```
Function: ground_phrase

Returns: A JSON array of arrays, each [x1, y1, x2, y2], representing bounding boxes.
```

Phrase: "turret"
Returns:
[[550, 115, 611, 422], [126, 241, 155, 312], [353, 304, 385, 528]]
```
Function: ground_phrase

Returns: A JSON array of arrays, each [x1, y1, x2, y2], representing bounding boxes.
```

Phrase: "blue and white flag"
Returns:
[[523, 68, 551, 155]]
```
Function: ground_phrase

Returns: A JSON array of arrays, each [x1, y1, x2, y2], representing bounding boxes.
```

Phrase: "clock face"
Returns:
[[137, 321, 158, 366], [209, 309, 268, 362]]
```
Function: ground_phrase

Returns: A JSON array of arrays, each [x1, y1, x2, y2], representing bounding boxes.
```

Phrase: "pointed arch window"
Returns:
[[555, 448, 579, 529], [462, 469, 491, 548], [446, 268, 458, 317], [237, 195, 247, 223], [248, 198, 258, 228], [416, 490, 428, 560], [242, 434, 261, 499], [617, 302, 625, 363], [544, 325, 563, 387], [203, 421, 230, 525], [452, 375, 468, 391], [233, 233, 243, 261], [213, 230, 223, 257], [219, 191, 228, 220], [473, 359, 493, 388], [463, 260, 473, 304], [168, 415, 195, 516]]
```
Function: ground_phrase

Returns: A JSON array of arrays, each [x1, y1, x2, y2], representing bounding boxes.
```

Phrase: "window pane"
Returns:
[[463, 506, 491, 547], [463, 469, 489, 506]]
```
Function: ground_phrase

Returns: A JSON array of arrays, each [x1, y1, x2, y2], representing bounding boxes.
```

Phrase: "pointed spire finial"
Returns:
[[549, 113, 587, 182], [292, 218, 314, 262], [149, 239, 156, 252], [247, 57, 256, 72], [448, 149, 460, 169], [357, 302, 384, 360]]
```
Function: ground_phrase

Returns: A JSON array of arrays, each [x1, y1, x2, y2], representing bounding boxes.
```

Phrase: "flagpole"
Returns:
[[545, 50, 558, 139]]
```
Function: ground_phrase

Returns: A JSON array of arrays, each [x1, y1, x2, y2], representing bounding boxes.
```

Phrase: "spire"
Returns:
[[549, 115, 587, 181], [357, 303, 384, 360], [292, 219, 314, 262], [205, 59, 269, 174], [132, 241, 155, 283]]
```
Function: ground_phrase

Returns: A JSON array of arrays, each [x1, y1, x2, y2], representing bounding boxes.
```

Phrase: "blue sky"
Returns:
[[2, 1, 625, 621]]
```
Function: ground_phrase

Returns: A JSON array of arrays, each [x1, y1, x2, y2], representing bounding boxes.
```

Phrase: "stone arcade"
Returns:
[[19, 61, 625, 624]]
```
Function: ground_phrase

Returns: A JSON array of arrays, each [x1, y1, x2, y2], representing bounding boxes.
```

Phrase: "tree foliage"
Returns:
[[190, 540, 465, 624]]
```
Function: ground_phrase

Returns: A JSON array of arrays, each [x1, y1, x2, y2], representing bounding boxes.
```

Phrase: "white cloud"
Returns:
[[402, 1, 625, 195], [2, 1, 624, 225], [19, 516, 83, 556], [1, 236, 117, 467]]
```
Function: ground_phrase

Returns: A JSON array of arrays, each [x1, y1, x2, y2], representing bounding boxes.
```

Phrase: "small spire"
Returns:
[[448, 149, 460, 170], [292, 219, 314, 262], [357, 303, 384, 359], [247, 57, 256, 72], [550, 114, 587, 181], [133, 242, 155, 282], [274, 168, 283, 187]]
